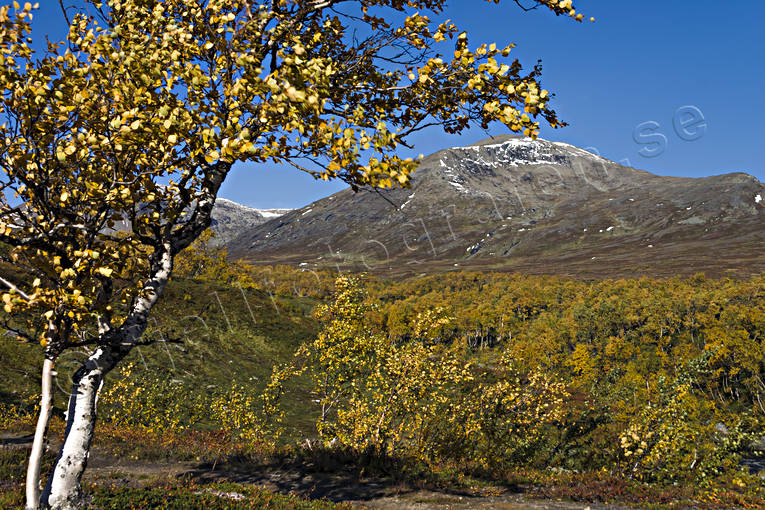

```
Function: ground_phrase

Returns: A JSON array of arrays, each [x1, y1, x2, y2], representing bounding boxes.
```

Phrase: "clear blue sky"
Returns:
[[31, 1, 765, 209]]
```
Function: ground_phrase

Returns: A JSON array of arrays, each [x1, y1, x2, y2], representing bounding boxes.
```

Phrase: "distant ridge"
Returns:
[[210, 198, 291, 246], [224, 136, 764, 278]]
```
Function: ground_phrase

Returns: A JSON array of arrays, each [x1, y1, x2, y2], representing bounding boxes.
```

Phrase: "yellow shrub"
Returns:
[[99, 363, 201, 433], [0, 401, 33, 429]]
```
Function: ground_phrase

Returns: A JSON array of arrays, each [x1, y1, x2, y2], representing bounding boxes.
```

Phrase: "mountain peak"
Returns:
[[451, 135, 607, 163], [210, 199, 291, 246], [464, 134, 526, 147], [226, 138, 764, 278]]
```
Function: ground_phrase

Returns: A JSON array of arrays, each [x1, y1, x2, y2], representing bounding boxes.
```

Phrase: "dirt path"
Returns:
[[2, 434, 627, 509], [85, 449, 626, 509], [355, 492, 620, 509]]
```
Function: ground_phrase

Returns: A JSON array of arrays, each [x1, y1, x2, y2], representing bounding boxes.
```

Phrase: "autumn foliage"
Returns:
[[0, 0, 760, 507], [95, 245, 765, 489], [0, 0, 592, 504]]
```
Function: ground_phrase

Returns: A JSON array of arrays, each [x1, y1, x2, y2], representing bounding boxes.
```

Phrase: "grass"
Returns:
[[87, 483, 351, 510], [0, 275, 343, 508], [2, 270, 765, 508], [0, 446, 349, 509], [3, 445, 764, 510], [0, 276, 323, 441], [0, 480, 349, 510], [0, 449, 41, 484]]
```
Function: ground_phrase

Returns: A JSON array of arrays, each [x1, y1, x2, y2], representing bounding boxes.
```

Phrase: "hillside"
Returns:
[[210, 199, 291, 246], [227, 135, 765, 278], [0, 276, 321, 439], [2, 256, 764, 507], [96, 197, 290, 246]]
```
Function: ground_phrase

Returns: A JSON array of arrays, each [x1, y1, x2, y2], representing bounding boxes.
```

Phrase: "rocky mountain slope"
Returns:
[[226, 135, 764, 278], [210, 198, 291, 246]]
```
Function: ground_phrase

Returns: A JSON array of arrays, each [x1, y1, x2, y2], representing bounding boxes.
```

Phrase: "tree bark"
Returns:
[[40, 245, 176, 509], [25, 358, 54, 510], [40, 348, 118, 510]]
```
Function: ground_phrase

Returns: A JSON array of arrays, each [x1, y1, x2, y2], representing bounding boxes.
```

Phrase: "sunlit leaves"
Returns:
[[0, 0, 575, 359], [273, 275, 569, 465]]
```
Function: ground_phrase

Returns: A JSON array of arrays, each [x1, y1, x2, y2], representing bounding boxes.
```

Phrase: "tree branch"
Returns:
[[58, 0, 71, 27], [0, 275, 32, 301]]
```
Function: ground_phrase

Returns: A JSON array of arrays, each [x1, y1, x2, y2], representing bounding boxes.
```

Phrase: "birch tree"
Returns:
[[0, 0, 589, 507]]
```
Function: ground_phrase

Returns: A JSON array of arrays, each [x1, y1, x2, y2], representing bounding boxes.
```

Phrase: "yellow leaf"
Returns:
[[96, 267, 114, 277]]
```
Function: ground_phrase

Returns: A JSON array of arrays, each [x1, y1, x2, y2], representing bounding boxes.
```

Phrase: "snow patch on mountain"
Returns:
[[440, 160, 474, 194], [551, 141, 610, 162], [451, 137, 609, 168], [215, 198, 292, 218], [210, 198, 292, 245]]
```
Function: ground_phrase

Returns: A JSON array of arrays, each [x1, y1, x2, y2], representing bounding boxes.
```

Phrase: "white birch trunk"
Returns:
[[41, 348, 115, 510], [25, 358, 54, 510], [40, 246, 175, 509]]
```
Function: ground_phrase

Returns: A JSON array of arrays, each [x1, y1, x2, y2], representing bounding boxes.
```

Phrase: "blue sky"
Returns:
[[31, 1, 765, 209]]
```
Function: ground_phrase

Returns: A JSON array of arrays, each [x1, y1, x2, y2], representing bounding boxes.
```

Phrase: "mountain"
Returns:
[[94, 197, 290, 245], [226, 135, 765, 278], [209, 198, 291, 246]]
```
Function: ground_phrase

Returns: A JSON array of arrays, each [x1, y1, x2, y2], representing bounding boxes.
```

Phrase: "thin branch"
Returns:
[[2, 324, 35, 342], [513, 0, 543, 12], [0, 275, 32, 301], [58, 0, 71, 26]]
